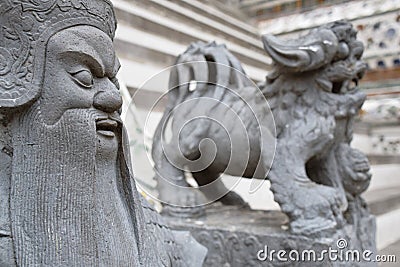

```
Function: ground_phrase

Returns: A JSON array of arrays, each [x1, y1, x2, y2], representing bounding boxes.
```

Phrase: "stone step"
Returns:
[[114, 24, 267, 83], [376, 208, 400, 251], [362, 172, 400, 251], [241, 0, 297, 15], [205, 0, 251, 22], [117, 57, 266, 96], [363, 186, 400, 216], [368, 164, 400, 191], [379, 239, 400, 266], [167, 0, 259, 38], [131, 0, 263, 52], [112, 0, 271, 71]]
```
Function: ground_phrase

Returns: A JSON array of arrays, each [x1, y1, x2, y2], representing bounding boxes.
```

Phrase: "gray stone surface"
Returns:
[[379, 240, 400, 267], [152, 20, 377, 265], [166, 205, 377, 267], [0, 0, 206, 266]]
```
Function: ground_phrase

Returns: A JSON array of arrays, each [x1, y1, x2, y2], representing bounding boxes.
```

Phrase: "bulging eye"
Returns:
[[70, 69, 93, 88], [334, 42, 349, 61]]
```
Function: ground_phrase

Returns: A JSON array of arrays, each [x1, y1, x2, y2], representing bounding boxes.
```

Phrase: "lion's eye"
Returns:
[[336, 42, 349, 60], [70, 69, 93, 88]]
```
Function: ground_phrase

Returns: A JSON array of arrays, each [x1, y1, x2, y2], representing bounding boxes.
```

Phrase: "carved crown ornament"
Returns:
[[0, 0, 117, 108]]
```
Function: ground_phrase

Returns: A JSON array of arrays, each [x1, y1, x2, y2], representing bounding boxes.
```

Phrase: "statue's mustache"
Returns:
[[90, 109, 123, 125]]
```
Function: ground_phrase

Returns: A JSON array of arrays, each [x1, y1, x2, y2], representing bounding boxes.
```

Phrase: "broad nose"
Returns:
[[93, 89, 122, 113]]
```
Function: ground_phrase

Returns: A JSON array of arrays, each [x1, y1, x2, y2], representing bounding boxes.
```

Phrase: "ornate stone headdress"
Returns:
[[0, 0, 117, 108]]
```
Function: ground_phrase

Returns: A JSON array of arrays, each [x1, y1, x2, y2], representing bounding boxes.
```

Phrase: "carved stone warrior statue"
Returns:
[[153, 20, 374, 239], [0, 1, 205, 266]]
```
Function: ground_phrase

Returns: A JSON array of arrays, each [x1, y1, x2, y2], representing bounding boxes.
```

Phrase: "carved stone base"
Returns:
[[164, 205, 377, 267]]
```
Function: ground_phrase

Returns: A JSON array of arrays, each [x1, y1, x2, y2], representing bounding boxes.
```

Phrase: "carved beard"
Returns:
[[10, 103, 143, 266]]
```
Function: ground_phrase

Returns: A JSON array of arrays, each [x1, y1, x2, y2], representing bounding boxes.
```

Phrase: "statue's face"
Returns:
[[39, 25, 122, 140], [9, 26, 137, 265]]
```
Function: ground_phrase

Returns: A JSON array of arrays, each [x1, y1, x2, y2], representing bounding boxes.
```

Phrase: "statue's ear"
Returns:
[[262, 30, 338, 72], [262, 34, 311, 71]]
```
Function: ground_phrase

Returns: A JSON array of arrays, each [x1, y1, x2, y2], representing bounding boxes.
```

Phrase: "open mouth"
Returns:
[[331, 79, 358, 94], [96, 118, 118, 137]]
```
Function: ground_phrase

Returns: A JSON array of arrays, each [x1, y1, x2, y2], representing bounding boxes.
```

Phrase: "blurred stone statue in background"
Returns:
[[153, 20, 376, 266], [0, 0, 205, 266]]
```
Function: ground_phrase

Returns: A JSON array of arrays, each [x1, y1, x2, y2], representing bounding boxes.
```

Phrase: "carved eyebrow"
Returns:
[[59, 31, 105, 77], [60, 51, 104, 77]]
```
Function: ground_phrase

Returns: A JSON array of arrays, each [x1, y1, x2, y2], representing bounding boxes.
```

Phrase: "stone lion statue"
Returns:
[[152, 20, 372, 235]]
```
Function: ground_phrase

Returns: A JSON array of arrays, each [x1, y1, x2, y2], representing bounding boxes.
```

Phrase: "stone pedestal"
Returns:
[[164, 205, 377, 267]]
